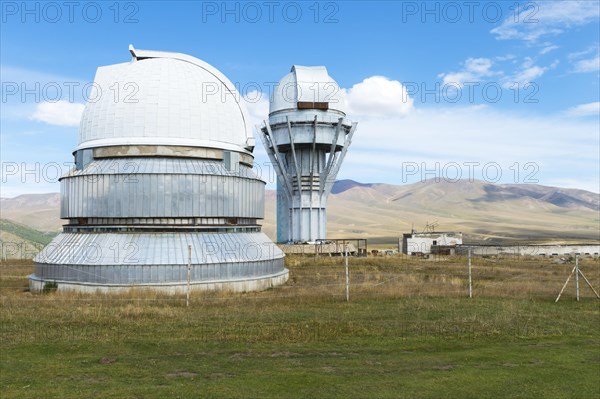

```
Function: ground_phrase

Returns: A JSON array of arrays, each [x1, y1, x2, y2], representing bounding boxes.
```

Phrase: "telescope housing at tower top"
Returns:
[[260, 65, 357, 243]]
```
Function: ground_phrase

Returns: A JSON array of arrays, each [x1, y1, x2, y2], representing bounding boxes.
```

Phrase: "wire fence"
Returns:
[[1, 254, 599, 304]]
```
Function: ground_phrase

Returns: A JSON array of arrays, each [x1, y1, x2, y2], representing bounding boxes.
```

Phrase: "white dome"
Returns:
[[269, 65, 346, 115], [78, 46, 253, 154]]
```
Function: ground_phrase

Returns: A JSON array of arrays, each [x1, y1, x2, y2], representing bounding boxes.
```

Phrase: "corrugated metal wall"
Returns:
[[60, 158, 265, 219], [34, 232, 285, 284]]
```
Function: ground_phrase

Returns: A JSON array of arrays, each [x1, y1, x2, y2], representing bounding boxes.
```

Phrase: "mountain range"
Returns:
[[1, 180, 598, 253], [306, 179, 598, 244]]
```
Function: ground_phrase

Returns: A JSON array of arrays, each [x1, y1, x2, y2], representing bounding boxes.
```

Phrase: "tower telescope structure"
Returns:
[[260, 66, 357, 243], [30, 46, 287, 293]]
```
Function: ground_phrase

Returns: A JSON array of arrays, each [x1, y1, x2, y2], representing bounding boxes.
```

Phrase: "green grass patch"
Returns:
[[0, 219, 58, 260], [1, 259, 599, 398], [0, 219, 57, 247]]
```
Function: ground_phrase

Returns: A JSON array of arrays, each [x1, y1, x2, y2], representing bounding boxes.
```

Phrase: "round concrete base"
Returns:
[[28, 269, 289, 294]]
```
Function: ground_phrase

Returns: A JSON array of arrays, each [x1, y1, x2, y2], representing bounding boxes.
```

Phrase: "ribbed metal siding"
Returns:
[[60, 158, 264, 219], [35, 232, 283, 265], [34, 232, 285, 284], [32, 259, 284, 285], [61, 174, 264, 219]]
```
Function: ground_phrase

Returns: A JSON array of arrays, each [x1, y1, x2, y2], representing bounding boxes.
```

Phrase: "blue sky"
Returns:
[[1, 0, 599, 196]]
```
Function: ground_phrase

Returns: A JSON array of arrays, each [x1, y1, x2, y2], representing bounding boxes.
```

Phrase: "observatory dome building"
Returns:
[[30, 46, 287, 293], [260, 66, 357, 243]]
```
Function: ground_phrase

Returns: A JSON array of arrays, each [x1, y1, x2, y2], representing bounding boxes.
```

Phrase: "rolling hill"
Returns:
[[0, 193, 61, 232], [263, 179, 599, 244]]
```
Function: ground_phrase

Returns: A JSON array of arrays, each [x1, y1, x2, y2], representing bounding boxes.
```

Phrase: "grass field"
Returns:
[[1, 256, 599, 398]]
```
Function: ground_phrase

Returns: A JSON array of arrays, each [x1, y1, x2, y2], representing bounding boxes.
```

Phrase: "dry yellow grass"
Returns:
[[2, 256, 598, 304]]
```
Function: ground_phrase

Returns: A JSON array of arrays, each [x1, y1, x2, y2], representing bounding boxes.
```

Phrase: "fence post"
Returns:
[[575, 254, 580, 302], [468, 248, 472, 299], [187, 244, 191, 307], [345, 243, 349, 302]]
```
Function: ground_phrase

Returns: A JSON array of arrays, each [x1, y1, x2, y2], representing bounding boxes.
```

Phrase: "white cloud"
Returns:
[[502, 57, 557, 88], [539, 45, 559, 55], [568, 46, 599, 73], [573, 53, 600, 73], [491, 1, 599, 42], [30, 101, 85, 127], [439, 58, 499, 87], [568, 47, 595, 60], [241, 90, 270, 127], [495, 54, 516, 62], [343, 76, 414, 118], [565, 102, 600, 117], [439, 56, 557, 91]]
